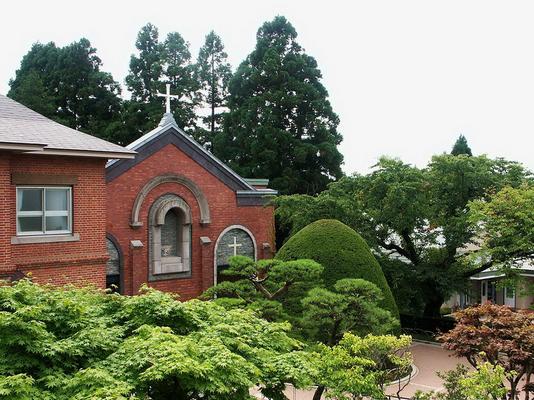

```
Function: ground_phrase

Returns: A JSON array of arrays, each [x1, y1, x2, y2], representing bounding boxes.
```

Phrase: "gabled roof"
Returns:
[[0, 94, 135, 159], [106, 114, 277, 202]]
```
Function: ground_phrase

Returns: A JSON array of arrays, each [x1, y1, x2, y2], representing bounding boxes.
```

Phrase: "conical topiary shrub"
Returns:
[[276, 219, 399, 318]]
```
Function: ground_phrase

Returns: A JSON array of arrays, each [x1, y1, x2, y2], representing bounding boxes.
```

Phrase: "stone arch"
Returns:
[[148, 194, 192, 281], [213, 225, 257, 285], [155, 197, 192, 225], [130, 174, 210, 227]]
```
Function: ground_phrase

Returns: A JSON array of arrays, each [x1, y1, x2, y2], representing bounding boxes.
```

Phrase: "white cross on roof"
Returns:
[[156, 84, 179, 114]]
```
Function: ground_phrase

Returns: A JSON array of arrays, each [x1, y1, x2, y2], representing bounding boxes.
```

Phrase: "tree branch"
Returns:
[[463, 260, 493, 278], [250, 279, 274, 299], [271, 282, 292, 299], [400, 230, 420, 264], [379, 240, 413, 262], [250, 277, 292, 300]]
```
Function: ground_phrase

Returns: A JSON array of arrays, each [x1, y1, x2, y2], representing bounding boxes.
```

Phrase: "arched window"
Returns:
[[214, 226, 256, 284], [106, 237, 121, 292], [161, 209, 181, 257], [149, 194, 192, 280]]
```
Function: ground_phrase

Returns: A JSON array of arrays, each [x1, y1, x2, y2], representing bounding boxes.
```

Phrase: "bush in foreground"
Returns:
[[0, 280, 315, 399]]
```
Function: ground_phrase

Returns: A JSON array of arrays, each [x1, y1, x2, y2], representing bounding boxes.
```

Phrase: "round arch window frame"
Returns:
[[105, 234, 123, 294], [148, 193, 193, 282], [213, 224, 257, 286]]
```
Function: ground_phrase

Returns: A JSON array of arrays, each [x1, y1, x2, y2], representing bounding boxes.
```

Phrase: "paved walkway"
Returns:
[[385, 341, 470, 398]]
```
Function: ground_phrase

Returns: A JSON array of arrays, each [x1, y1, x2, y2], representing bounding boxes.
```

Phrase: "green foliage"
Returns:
[[215, 16, 343, 195], [451, 134, 473, 156], [301, 279, 398, 346], [7, 70, 55, 117], [123, 23, 199, 142], [276, 219, 398, 318], [193, 31, 232, 149], [318, 333, 412, 399], [8, 39, 123, 142], [0, 280, 315, 399], [275, 155, 532, 316], [201, 256, 323, 322], [414, 362, 508, 400], [469, 184, 534, 267], [126, 23, 164, 103]]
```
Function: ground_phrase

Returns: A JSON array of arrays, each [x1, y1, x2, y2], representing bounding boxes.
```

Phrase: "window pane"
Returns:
[[46, 189, 68, 211], [19, 216, 43, 232], [46, 216, 69, 231], [18, 189, 42, 212], [161, 210, 179, 257], [106, 238, 120, 276]]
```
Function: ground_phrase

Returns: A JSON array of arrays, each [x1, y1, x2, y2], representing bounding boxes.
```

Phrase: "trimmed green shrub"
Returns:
[[276, 219, 399, 318]]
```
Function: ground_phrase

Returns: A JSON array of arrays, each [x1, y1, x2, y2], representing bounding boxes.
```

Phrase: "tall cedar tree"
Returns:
[[124, 23, 198, 143], [8, 40, 122, 141], [194, 31, 232, 150], [215, 16, 343, 195], [451, 134, 473, 156]]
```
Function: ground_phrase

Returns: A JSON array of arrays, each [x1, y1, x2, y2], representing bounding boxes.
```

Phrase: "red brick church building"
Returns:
[[0, 94, 276, 299]]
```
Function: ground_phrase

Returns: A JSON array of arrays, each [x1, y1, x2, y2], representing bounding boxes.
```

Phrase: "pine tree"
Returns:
[[8, 40, 122, 140], [214, 16, 343, 195], [163, 32, 198, 130], [126, 23, 164, 103], [451, 134, 473, 156], [194, 31, 232, 149], [123, 24, 198, 141], [8, 70, 55, 116], [124, 23, 166, 138]]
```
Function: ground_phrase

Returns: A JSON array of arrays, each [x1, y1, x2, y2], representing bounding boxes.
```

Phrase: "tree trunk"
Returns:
[[423, 292, 445, 318], [313, 385, 325, 400], [509, 377, 518, 400], [525, 371, 531, 400], [210, 56, 215, 135]]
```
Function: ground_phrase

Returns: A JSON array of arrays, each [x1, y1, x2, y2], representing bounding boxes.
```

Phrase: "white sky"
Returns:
[[1, 0, 534, 174]]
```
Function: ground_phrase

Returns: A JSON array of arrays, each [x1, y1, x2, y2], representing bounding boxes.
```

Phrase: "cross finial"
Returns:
[[156, 83, 179, 114]]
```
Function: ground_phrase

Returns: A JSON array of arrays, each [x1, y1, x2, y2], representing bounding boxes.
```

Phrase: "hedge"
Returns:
[[276, 219, 399, 318]]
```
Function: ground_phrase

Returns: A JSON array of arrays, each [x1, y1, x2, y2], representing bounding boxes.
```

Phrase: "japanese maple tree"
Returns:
[[439, 304, 534, 399]]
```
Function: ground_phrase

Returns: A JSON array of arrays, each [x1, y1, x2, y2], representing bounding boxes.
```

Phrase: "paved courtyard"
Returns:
[[385, 342, 470, 398], [253, 340, 532, 399]]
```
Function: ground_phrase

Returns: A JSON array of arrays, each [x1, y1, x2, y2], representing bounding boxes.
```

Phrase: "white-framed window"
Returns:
[[16, 187, 72, 236]]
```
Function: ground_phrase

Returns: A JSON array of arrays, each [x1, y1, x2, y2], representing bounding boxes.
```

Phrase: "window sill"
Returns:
[[11, 233, 80, 245]]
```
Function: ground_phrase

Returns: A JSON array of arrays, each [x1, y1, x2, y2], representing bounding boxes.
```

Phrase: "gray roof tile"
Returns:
[[0, 94, 135, 158]]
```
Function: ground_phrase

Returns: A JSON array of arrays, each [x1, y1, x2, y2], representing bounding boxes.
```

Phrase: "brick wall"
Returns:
[[0, 153, 11, 273], [2, 154, 108, 287], [107, 143, 275, 299]]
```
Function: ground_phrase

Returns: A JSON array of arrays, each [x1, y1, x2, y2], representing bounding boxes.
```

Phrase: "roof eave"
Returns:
[[0, 142, 46, 152], [236, 189, 278, 196], [25, 148, 136, 159]]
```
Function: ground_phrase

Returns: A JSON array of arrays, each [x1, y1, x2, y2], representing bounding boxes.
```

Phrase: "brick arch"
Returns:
[[130, 174, 211, 227]]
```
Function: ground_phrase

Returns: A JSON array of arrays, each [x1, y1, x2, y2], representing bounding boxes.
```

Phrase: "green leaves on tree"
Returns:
[[274, 155, 532, 316], [193, 31, 232, 150], [214, 16, 343, 195], [0, 280, 315, 400], [8, 39, 123, 142]]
